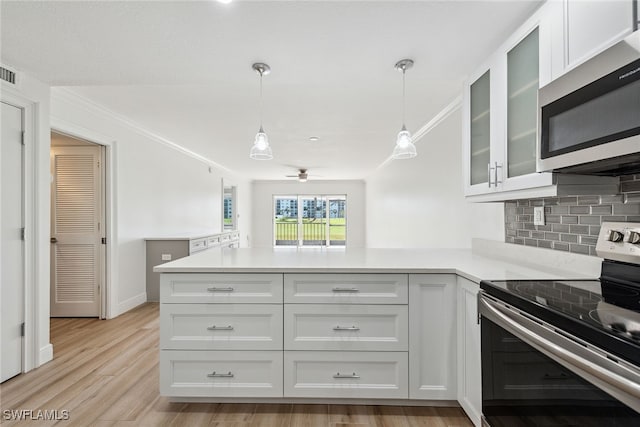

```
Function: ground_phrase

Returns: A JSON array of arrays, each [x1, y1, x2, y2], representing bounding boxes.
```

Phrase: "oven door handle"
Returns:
[[479, 293, 640, 413]]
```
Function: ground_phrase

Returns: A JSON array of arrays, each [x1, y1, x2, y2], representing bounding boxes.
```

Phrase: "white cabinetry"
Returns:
[[463, 7, 556, 200], [563, 0, 635, 72], [463, 1, 626, 202], [284, 351, 409, 399], [408, 274, 457, 400], [456, 277, 482, 427], [284, 304, 408, 351], [283, 273, 410, 399], [158, 270, 489, 408], [160, 350, 283, 397], [159, 273, 284, 398]]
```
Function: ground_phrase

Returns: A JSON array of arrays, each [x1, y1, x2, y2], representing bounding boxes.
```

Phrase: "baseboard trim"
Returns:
[[167, 397, 460, 407], [39, 343, 53, 366], [117, 292, 147, 316]]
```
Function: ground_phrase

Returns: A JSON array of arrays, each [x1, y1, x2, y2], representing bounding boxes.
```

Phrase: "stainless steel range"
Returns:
[[479, 222, 640, 427]]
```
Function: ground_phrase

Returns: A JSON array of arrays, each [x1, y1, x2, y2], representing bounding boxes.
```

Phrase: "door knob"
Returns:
[[50, 237, 58, 243]]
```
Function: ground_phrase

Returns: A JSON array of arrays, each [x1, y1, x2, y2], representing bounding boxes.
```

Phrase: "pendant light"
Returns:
[[392, 59, 417, 160], [250, 62, 273, 160]]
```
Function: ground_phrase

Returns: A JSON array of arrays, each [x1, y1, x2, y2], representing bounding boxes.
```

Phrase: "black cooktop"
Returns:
[[480, 261, 640, 366]]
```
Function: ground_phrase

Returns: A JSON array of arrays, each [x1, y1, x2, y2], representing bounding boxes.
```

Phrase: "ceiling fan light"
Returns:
[[298, 173, 308, 182]]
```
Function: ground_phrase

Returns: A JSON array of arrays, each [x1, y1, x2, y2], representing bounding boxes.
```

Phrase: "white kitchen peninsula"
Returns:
[[155, 245, 599, 426]]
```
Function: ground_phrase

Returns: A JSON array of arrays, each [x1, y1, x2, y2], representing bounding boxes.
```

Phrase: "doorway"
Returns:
[[1, 101, 25, 382], [50, 132, 106, 318]]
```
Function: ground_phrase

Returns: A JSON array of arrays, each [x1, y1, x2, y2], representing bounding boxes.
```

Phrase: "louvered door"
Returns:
[[50, 145, 103, 317]]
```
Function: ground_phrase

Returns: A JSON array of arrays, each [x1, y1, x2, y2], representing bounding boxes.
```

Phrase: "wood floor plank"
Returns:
[[250, 404, 293, 427], [0, 303, 474, 427], [289, 404, 329, 427], [329, 405, 377, 425]]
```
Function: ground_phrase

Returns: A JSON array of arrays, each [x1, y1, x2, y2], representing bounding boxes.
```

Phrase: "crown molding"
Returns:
[[52, 87, 234, 174]]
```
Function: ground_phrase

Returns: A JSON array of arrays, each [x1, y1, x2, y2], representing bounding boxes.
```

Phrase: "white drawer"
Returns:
[[160, 350, 283, 397], [189, 238, 208, 254], [206, 236, 220, 247], [284, 304, 408, 351], [160, 304, 283, 350], [220, 234, 231, 242], [284, 351, 408, 399], [284, 274, 408, 304], [160, 273, 283, 304]]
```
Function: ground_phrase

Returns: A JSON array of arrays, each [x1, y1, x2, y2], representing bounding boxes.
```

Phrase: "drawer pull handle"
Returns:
[[332, 287, 359, 292], [333, 372, 360, 379], [207, 325, 234, 330], [333, 326, 360, 331], [207, 287, 234, 292], [207, 371, 234, 378]]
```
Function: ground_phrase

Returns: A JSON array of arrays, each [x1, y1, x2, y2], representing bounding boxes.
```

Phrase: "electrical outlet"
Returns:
[[534, 206, 545, 226], [161, 254, 172, 261]]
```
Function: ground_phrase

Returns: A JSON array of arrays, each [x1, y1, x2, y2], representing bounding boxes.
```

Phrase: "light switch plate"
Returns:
[[161, 254, 172, 261], [534, 207, 545, 226]]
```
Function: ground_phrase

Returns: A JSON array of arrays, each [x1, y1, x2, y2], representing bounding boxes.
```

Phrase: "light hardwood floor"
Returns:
[[0, 303, 473, 426]]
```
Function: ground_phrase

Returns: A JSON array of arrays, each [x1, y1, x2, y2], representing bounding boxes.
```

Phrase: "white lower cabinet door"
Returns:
[[284, 351, 408, 399], [284, 304, 408, 351], [457, 277, 482, 427], [160, 350, 283, 397], [160, 304, 283, 350], [408, 274, 457, 400]]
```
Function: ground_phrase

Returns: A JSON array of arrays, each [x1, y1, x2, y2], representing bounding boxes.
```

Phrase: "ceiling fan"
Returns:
[[285, 168, 318, 182]]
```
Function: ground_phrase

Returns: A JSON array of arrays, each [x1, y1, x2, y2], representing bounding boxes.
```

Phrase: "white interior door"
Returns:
[[1, 101, 24, 382], [50, 145, 103, 317]]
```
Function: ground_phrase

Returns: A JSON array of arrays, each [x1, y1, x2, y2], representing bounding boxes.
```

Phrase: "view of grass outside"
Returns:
[[275, 217, 346, 241]]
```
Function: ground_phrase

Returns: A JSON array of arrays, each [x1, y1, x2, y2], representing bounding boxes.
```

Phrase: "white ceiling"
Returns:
[[1, 0, 542, 180]]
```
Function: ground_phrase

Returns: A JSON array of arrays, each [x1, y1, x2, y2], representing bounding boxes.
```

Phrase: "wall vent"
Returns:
[[0, 66, 17, 85]]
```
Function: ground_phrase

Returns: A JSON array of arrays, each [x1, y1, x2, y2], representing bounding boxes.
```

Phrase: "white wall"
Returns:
[[51, 88, 252, 317], [366, 107, 503, 248], [251, 180, 366, 248]]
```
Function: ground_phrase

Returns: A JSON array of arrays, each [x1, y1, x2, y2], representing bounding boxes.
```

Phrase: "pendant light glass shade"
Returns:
[[392, 59, 417, 160], [392, 126, 417, 159], [250, 127, 273, 160], [250, 63, 273, 160]]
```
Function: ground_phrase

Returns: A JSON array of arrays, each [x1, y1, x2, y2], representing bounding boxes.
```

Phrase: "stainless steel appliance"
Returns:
[[538, 31, 640, 175], [479, 222, 640, 426]]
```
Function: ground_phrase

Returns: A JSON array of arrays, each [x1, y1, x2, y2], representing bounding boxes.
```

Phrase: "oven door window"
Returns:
[[481, 318, 640, 426]]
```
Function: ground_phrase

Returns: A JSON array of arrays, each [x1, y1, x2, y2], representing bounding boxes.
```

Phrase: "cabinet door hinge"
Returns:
[[21, 131, 25, 145], [20, 227, 25, 240], [101, 237, 107, 245], [21, 322, 25, 337]]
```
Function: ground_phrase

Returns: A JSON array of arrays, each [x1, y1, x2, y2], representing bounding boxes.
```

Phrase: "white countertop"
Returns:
[[153, 246, 600, 283], [145, 230, 237, 241]]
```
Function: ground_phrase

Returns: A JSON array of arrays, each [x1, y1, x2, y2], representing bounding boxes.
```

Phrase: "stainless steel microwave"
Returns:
[[538, 31, 640, 175]]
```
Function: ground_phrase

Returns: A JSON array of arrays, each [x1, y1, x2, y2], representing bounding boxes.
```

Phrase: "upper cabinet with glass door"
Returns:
[[462, 0, 631, 201]]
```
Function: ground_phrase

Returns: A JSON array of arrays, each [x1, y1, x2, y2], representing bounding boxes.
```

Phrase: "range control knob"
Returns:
[[609, 230, 625, 243], [628, 231, 640, 245]]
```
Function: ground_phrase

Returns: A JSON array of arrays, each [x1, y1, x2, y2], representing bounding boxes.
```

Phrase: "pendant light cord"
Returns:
[[259, 71, 264, 130], [401, 67, 406, 128]]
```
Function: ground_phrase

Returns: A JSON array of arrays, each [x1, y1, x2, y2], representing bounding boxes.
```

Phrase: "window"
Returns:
[[274, 195, 346, 247], [223, 186, 236, 230]]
